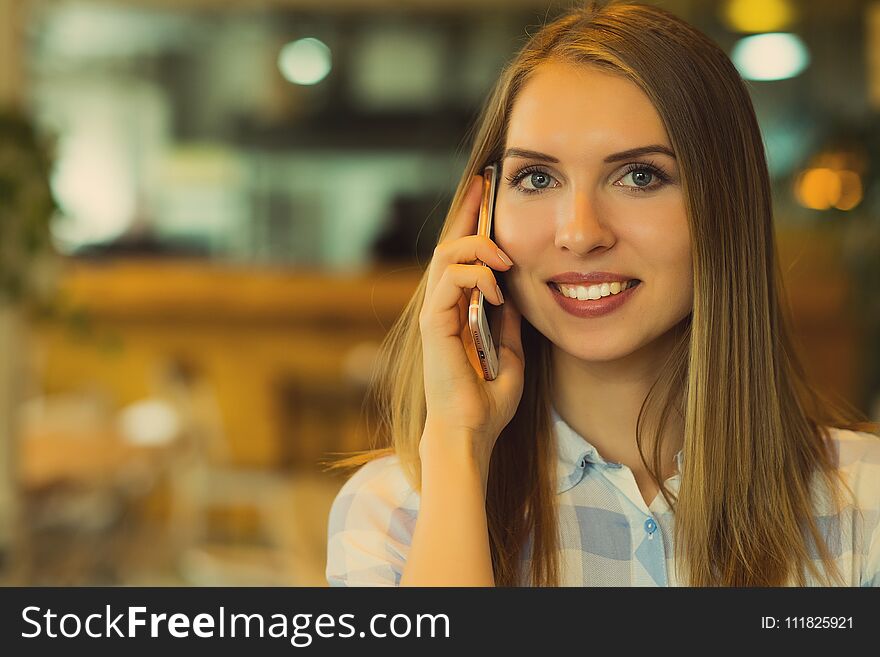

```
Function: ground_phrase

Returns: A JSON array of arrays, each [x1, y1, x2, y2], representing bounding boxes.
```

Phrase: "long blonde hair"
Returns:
[[327, 0, 880, 586]]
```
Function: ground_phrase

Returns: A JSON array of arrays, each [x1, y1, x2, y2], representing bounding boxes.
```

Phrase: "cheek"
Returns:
[[631, 202, 691, 271], [493, 222, 530, 260], [639, 209, 693, 305], [493, 197, 553, 259], [493, 198, 550, 298]]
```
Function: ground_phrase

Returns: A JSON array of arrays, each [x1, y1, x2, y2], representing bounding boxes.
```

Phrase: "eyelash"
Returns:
[[504, 160, 672, 196]]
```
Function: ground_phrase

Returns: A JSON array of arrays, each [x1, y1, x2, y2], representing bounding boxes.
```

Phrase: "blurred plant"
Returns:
[[0, 110, 57, 308]]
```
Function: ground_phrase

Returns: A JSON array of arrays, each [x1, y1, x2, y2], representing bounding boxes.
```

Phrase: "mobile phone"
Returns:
[[467, 163, 503, 381]]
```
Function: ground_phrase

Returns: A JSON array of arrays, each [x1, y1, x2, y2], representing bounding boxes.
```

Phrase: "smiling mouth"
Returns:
[[548, 279, 641, 300]]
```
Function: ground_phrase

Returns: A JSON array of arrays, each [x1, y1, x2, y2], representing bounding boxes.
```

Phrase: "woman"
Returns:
[[325, 0, 880, 586]]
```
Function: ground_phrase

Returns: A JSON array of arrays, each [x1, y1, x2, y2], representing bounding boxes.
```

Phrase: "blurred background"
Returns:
[[0, 0, 878, 586]]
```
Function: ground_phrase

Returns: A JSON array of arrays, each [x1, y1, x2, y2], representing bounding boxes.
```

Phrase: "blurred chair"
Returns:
[[16, 389, 180, 584], [155, 355, 343, 586]]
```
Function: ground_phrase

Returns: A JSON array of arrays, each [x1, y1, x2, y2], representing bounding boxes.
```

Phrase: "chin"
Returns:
[[566, 346, 639, 363], [555, 333, 645, 363]]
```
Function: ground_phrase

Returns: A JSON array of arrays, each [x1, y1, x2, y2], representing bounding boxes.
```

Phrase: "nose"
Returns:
[[554, 188, 615, 255]]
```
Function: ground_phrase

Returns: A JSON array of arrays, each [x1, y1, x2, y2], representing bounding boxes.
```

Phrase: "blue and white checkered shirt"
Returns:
[[326, 406, 880, 586]]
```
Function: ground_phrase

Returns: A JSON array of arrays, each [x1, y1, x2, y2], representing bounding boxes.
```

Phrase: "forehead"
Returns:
[[507, 60, 670, 153]]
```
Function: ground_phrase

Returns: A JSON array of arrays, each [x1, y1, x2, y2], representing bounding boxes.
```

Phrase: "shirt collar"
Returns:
[[553, 405, 685, 494]]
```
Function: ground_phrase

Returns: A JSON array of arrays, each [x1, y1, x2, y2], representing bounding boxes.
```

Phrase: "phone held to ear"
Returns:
[[467, 163, 503, 381]]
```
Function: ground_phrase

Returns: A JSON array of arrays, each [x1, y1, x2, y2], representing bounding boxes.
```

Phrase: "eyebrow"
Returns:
[[503, 145, 676, 163]]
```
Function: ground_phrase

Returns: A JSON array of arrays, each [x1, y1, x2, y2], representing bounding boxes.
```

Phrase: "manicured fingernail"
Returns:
[[497, 249, 514, 266], [496, 285, 505, 304]]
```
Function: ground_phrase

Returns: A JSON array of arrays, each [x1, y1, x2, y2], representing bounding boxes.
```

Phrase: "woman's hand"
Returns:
[[418, 174, 526, 468]]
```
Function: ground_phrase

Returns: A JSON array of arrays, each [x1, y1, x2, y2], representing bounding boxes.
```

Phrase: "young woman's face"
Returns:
[[494, 60, 693, 363]]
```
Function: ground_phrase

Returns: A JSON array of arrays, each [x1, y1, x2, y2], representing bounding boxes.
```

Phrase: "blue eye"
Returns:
[[526, 172, 552, 189], [504, 166, 559, 195], [617, 163, 671, 193], [626, 169, 654, 187]]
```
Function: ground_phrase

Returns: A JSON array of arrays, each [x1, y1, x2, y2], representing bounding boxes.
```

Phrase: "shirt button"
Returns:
[[644, 518, 657, 534], [579, 458, 587, 468]]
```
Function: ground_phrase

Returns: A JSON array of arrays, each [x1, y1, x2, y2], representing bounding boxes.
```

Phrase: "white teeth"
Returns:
[[555, 280, 637, 300]]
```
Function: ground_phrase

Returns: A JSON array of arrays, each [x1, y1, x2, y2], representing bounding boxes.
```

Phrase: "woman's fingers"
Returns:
[[443, 175, 484, 242], [425, 175, 513, 297], [426, 236, 513, 303], [420, 264, 504, 337]]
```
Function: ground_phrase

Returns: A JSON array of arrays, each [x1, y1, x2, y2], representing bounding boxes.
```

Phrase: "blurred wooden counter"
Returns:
[[32, 259, 424, 470], [52, 259, 422, 325]]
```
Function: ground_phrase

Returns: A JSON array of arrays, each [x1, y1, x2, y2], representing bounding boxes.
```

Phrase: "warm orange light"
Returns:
[[794, 167, 863, 212], [833, 170, 862, 211], [795, 167, 840, 210]]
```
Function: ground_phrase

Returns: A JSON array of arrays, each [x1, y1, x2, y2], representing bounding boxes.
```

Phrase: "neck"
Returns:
[[550, 323, 686, 482]]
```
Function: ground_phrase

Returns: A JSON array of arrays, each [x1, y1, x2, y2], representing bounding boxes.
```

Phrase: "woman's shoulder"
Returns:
[[330, 454, 419, 515], [823, 425, 880, 503], [823, 426, 880, 586], [325, 454, 420, 587], [825, 425, 880, 470], [327, 455, 419, 542]]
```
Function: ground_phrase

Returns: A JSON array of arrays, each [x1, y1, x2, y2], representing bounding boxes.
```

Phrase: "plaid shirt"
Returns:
[[326, 406, 880, 586]]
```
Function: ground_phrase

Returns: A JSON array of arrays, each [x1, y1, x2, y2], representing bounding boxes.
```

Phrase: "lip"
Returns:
[[548, 271, 638, 284], [548, 280, 641, 318]]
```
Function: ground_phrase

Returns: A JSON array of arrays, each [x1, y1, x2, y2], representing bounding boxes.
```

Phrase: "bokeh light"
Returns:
[[732, 33, 809, 81], [277, 37, 332, 86]]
